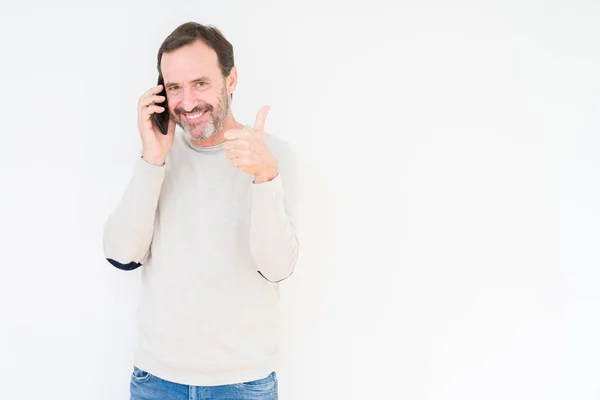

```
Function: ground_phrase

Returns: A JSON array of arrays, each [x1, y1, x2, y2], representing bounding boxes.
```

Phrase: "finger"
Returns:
[[138, 86, 164, 108], [224, 129, 249, 141], [142, 105, 165, 120], [225, 148, 238, 159], [229, 156, 241, 168], [139, 97, 166, 113], [225, 147, 251, 159], [140, 85, 164, 100], [223, 138, 249, 150], [253, 105, 270, 132], [236, 157, 252, 168], [140, 95, 166, 108]]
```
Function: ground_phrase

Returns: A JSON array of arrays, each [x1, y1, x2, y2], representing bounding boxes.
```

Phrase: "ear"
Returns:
[[225, 66, 238, 97]]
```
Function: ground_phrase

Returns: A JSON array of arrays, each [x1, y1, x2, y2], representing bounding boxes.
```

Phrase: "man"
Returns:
[[102, 22, 299, 400]]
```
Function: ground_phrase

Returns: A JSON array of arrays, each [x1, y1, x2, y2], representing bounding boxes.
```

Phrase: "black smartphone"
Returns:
[[153, 76, 169, 135]]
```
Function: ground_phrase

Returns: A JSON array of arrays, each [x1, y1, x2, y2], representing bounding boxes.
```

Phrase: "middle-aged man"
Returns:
[[102, 21, 299, 399]]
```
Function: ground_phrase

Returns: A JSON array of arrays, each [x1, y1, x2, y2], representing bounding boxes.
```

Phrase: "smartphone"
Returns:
[[153, 76, 169, 135]]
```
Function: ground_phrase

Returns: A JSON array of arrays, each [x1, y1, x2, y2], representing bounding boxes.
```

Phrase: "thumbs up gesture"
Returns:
[[223, 106, 279, 183]]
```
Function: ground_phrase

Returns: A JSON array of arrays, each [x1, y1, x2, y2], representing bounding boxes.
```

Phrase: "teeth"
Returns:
[[187, 112, 204, 119]]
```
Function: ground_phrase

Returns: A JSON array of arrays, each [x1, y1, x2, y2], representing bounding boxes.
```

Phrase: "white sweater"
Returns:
[[102, 126, 299, 386]]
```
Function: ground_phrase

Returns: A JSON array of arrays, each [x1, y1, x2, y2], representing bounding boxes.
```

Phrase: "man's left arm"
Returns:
[[223, 106, 300, 282], [249, 141, 300, 282]]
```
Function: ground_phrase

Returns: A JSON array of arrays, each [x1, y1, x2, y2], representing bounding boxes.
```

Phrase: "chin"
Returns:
[[185, 127, 217, 142]]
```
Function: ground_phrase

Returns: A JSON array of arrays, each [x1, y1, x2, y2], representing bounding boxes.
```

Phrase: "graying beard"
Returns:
[[180, 87, 229, 142]]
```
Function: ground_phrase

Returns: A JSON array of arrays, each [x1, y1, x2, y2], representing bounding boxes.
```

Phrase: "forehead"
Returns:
[[160, 40, 220, 81]]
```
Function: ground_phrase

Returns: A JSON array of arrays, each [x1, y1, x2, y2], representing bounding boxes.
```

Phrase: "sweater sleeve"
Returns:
[[249, 142, 300, 282], [102, 157, 166, 270]]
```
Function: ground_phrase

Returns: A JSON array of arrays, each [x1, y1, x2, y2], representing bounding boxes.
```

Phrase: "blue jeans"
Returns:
[[130, 366, 279, 400]]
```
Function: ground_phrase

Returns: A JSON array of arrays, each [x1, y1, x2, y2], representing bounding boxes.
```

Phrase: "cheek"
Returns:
[[165, 93, 178, 110], [166, 98, 177, 115], [205, 87, 224, 105]]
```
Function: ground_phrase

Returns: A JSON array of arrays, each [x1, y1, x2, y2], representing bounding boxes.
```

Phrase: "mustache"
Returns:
[[174, 104, 213, 116]]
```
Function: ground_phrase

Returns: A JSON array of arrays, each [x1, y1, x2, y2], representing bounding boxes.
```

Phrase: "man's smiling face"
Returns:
[[161, 39, 233, 143]]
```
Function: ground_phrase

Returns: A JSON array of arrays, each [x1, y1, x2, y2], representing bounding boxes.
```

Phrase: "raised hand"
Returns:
[[223, 106, 278, 183], [137, 84, 176, 166]]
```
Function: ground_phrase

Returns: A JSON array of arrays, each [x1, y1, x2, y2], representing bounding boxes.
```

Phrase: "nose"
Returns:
[[181, 86, 196, 112]]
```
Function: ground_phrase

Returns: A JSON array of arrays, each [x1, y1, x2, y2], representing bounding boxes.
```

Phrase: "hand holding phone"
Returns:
[[137, 79, 175, 166]]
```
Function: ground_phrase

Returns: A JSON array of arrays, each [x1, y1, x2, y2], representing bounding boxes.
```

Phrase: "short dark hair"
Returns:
[[157, 22, 234, 79]]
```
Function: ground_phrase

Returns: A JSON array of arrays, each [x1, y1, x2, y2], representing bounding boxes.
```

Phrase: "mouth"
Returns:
[[180, 106, 211, 124], [185, 111, 205, 120]]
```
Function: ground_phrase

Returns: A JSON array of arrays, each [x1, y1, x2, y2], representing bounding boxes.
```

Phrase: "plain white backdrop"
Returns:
[[1, 1, 599, 399]]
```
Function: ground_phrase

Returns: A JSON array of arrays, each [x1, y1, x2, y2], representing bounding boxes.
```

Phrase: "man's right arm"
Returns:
[[102, 157, 166, 270], [104, 82, 175, 270]]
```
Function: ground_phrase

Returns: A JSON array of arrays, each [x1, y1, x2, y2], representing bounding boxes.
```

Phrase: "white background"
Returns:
[[1, 1, 599, 399]]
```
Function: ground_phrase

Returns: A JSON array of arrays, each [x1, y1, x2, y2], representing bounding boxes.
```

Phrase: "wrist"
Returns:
[[253, 166, 279, 184], [141, 155, 165, 166]]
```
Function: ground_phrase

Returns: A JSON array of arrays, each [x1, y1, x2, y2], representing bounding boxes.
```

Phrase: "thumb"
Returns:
[[253, 105, 270, 132]]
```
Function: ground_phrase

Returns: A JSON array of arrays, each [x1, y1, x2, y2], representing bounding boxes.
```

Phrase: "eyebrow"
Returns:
[[165, 77, 211, 88]]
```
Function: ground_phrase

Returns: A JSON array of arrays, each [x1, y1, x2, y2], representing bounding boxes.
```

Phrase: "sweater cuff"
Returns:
[[251, 173, 284, 200]]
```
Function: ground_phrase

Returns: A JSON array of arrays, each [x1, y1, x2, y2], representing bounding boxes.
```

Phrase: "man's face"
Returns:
[[160, 40, 232, 142]]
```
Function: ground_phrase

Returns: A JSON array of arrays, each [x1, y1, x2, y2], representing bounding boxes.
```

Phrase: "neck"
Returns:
[[190, 113, 242, 147]]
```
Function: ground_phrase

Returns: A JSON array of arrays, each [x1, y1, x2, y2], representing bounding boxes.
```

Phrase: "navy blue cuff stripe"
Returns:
[[257, 269, 294, 283], [106, 258, 142, 271]]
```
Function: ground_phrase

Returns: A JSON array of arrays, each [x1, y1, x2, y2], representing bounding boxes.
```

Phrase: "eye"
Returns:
[[196, 81, 207, 88], [167, 85, 180, 92]]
